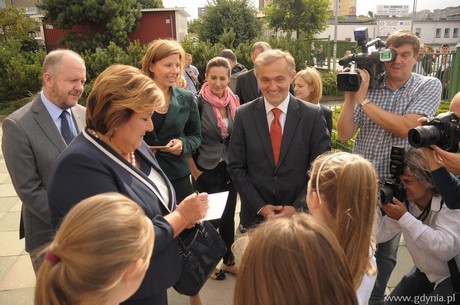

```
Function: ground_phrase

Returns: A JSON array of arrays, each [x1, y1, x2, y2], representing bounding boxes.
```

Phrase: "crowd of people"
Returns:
[[1, 28, 459, 305]]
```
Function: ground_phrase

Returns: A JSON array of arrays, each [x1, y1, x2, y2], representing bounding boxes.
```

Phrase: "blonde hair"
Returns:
[[141, 39, 185, 79], [294, 67, 323, 103], [254, 49, 296, 77], [308, 152, 378, 289], [86, 64, 164, 138], [234, 213, 358, 305], [34, 193, 154, 305], [176, 74, 187, 89]]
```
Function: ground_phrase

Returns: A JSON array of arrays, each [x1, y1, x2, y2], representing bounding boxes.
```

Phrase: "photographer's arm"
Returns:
[[422, 147, 460, 210], [361, 105, 423, 138], [337, 93, 359, 141]]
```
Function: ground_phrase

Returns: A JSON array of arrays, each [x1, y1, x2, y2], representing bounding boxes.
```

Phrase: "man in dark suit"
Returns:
[[228, 49, 330, 228], [234, 41, 271, 104], [2, 49, 86, 272]]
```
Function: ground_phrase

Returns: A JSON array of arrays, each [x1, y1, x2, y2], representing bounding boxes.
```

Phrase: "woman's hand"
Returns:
[[162, 139, 183, 156], [177, 192, 209, 226]]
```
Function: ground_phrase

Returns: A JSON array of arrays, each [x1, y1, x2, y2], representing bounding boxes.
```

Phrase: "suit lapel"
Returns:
[[203, 102, 222, 138], [70, 106, 85, 132], [278, 96, 301, 166], [32, 97, 67, 152], [249, 71, 259, 98], [253, 98, 276, 168], [161, 88, 181, 135]]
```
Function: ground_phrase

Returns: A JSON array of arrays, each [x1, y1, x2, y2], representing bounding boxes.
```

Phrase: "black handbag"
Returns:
[[173, 221, 228, 296]]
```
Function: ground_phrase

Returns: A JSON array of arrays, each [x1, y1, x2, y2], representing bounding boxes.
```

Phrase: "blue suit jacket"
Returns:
[[48, 130, 180, 301], [227, 95, 330, 227]]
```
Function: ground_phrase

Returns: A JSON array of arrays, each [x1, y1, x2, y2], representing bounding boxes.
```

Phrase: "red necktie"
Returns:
[[270, 108, 282, 166]]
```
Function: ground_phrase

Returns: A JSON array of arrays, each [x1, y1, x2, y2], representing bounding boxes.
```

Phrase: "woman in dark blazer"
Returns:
[[142, 39, 201, 203], [48, 65, 209, 305], [293, 67, 333, 136], [188, 57, 240, 279]]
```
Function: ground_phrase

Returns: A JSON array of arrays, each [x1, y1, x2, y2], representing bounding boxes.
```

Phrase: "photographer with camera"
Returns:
[[337, 29, 443, 305], [374, 148, 460, 305], [420, 91, 460, 210]]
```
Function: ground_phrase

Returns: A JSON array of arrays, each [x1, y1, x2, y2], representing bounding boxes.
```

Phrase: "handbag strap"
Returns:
[[177, 223, 205, 254]]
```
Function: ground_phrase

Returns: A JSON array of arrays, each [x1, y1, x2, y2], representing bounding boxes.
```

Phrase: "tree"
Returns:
[[263, 0, 330, 40], [139, 0, 163, 9], [39, 0, 143, 52], [199, 0, 261, 48], [0, 6, 40, 43]]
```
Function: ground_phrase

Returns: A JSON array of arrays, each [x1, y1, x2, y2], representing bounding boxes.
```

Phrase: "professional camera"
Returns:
[[408, 112, 460, 153], [337, 27, 396, 91], [380, 146, 406, 205]]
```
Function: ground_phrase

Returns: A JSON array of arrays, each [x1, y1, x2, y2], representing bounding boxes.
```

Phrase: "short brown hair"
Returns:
[[86, 64, 164, 138], [206, 56, 231, 76], [385, 29, 420, 55]]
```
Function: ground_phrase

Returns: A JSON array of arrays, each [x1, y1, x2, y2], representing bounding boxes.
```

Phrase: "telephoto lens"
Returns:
[[408, 125, 441, 148]]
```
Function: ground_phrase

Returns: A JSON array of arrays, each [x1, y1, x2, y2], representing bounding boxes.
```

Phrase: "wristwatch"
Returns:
[[359, 98, 372, 108]]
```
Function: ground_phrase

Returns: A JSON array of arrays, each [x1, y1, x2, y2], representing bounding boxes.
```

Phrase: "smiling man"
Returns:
[[336, 29, 443, 305], [227, 49, 330, 228]]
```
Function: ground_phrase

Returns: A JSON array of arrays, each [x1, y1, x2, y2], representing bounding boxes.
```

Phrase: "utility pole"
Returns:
[[333, 0, 339, 71]]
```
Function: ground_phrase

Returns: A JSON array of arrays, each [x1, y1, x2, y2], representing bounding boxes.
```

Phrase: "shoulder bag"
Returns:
[[173, 221, 227, 296]]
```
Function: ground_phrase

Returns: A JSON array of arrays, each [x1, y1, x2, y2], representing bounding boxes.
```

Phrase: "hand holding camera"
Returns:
[[381, 197, 407, 220], [408, 112, 460, 153]]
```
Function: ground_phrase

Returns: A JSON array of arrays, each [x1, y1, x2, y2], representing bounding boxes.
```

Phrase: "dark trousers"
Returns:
[[386, 267, 454, 305], [192, 161, 237, 265], [171, 175, 195, 203]]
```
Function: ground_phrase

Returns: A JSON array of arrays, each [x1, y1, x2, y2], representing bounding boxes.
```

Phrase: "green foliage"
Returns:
[[0, 41, 44, 108], [263, 0, 330, 39], [39, 0, 142, 52], [139, 0, 163, 8], [0, 6, 41, 43], [199, 0, 261, 48], [319, 70, 342, 97]]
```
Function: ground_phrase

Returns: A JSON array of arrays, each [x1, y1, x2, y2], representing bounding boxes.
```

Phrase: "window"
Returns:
[[444, 28, 450, 38], [415, 28, 421, 37], [454, 28, 459, 38], [436, 28, 441, 38]]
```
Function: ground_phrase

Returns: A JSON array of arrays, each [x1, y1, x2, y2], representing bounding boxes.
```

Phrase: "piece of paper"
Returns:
[[202, 191, 229, 221]]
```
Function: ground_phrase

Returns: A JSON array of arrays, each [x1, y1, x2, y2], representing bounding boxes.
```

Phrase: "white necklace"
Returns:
[[88, 129, 136, 167]]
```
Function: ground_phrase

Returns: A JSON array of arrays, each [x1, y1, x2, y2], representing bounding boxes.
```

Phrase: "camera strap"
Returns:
[[415, 202, 431, 223]]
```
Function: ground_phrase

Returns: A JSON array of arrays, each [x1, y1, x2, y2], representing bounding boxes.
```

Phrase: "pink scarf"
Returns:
[[200, 82, 240, 138]]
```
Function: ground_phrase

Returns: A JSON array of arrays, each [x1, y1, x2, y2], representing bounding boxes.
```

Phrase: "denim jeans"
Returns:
[[370, 233, 402, 305]]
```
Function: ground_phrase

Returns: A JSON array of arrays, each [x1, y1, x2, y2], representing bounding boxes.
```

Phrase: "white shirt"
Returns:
[[374, 195, 460, 287], [264, 94, 290, 133], [357, 255, 377, 305], [40, 91, 78, 137]]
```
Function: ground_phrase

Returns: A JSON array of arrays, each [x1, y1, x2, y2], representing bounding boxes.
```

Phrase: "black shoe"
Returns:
[[238, 223, 246, 234], [210, 269, 226, 281]]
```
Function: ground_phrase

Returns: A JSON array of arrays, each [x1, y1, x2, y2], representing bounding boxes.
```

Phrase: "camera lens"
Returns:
[[379, 185, 394, 205], [337, 73, 361, 91], [408, 125, 442, 148]]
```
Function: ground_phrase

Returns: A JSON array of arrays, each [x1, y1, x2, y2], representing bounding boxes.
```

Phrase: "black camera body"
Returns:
[[408, 112, 460, 153], [337, 27, 396, 91], [380, 146, 406, 205]]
